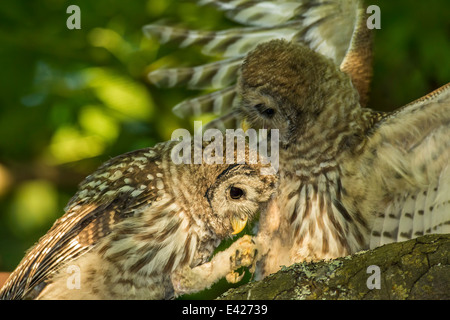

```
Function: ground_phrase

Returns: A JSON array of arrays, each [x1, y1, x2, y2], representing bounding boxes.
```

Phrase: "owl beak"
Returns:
[[231, 216, 248, 235]]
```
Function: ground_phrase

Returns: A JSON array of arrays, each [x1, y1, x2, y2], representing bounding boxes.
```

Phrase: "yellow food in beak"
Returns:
[[241, 118, 251, 132], [231, 216, 248, 235]]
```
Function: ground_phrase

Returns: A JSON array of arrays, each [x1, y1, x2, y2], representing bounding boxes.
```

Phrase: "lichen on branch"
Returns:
[[218, 234, 450, 300]]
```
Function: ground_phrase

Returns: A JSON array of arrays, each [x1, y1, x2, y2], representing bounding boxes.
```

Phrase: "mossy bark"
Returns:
[[218, 234, 450, 300]]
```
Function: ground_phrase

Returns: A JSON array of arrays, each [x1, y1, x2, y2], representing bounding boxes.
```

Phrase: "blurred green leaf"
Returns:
[[79, 105, 120, 142], [8, 180, 58, 236], [83, 67, 154, 120], [48, 125, 106, 164]]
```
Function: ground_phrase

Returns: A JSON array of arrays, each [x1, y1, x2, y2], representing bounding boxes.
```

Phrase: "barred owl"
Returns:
[[142, 0, 375, 279], [144, 0, 449, 281], [0, 140, 277, 299], [237, 40, 450, 278], [143, 0, 372, 127]]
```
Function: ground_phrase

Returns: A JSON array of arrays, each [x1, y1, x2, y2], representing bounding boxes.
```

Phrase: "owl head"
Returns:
[[236, 39, 360, 147], [168, 139, 278, 238]]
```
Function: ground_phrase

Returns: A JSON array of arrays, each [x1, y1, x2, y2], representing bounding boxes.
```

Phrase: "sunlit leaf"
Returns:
[[145, 0, 171, 17], [88, 28, 133, 61], [48, 125, 106, 164], [79, 104, 120, 142], [8, 180, 58, 236], [83, 67, 154, 120]]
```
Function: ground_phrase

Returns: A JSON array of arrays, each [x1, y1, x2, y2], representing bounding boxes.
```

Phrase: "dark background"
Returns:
[[0, 0, 449, 298]]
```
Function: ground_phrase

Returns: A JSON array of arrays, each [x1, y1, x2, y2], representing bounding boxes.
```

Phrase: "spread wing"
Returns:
[[0, 148, 162, 300], [143, 0, 372, 125], [365, 83, 450, 248]]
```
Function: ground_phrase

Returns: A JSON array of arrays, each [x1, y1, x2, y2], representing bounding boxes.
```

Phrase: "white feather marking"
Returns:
[[232, 2, 301, 26], [109, 170, 123, 181], [397, 195, 415, 241], [180, 30, 200, 47]]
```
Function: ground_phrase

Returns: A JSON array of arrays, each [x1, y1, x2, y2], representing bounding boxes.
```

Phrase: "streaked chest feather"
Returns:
[[276, 171, 369, 261]]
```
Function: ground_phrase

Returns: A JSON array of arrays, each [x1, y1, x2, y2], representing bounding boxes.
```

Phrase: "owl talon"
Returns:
[[226, 235, 259, 284], [226, 270, 245, 284]]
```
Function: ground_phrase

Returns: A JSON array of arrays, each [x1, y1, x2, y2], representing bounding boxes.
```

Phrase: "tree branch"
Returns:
[[218, 234, 450, 300]]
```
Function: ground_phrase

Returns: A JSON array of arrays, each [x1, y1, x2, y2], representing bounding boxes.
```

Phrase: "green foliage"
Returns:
[[370, 0, 450, 111], [0, 0, 227, 271], [0, 0, 449, 298]]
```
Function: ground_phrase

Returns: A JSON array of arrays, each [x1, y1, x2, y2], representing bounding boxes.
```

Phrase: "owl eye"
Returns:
[[229, 186, 244, 200], [262, 108, 275, 117], [254, 103, 275, 118]]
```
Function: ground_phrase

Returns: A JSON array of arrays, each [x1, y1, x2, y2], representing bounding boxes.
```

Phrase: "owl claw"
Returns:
[[226, 235, 258, 284], [226, 270, 245, 284]]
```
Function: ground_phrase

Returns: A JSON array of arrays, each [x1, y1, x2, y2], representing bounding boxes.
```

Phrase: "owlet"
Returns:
[[0, 139, 277, 299]]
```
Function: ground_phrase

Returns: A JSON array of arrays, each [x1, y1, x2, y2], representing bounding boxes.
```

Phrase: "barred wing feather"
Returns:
[[365, 83, 450, 248], [143, 0, 372, 122]]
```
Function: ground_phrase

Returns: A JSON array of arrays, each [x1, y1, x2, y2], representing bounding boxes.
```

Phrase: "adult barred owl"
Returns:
[[0, 140, 277, 299], [144, 0, 449, 280], [237, 40, 450, 278]]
